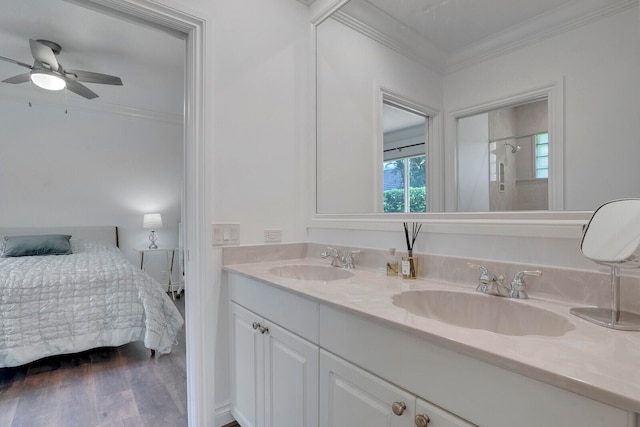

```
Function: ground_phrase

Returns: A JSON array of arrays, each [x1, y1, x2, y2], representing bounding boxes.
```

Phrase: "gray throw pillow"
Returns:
[[2, 234, 73, 257]]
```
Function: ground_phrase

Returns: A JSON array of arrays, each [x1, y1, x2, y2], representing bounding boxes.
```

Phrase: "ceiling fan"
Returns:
[[0, 39, 123, 99]]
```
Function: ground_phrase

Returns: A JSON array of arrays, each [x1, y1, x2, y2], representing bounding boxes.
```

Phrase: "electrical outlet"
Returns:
[[160, 270, 169, 283], [264, 229, 282, 243]]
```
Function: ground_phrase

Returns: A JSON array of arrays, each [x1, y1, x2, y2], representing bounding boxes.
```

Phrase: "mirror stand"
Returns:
[[570, 267, 640, 331]]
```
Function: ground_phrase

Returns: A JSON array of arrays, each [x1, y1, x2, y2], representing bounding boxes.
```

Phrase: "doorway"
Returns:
[[66, 1, 210, 426], [382, 102, 428, 213]]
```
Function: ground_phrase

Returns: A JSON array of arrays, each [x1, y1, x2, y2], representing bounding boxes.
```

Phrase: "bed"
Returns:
[[0, 226, 184, 368]]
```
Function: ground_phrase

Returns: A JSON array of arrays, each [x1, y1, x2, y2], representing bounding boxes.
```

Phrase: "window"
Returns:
[[383, 155, 426, 213], [535, 133, 549, 178]]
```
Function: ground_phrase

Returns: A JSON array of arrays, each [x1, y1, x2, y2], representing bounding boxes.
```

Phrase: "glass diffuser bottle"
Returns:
[[386, 248, 399, 276], [402, 222, 421, 279]]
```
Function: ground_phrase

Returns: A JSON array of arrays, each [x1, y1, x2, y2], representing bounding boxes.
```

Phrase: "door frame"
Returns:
[[66, 0, 212, 425]]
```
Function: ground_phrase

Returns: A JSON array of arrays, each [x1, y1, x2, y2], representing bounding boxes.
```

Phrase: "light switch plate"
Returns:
[[212, 223, 240, 246]]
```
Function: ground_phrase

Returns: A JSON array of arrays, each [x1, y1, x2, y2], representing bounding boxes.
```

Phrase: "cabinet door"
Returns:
[[231, 303, 264, 427], [415, 398, 476, 427], [264, 322, 319, 427], [320, 350, 415, 427]]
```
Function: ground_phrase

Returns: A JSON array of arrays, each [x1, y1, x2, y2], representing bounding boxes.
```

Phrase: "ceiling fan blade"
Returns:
[[0, 55, 33, 69], [29, 39, 58, 71], [65, 69, 123, 85], [2, 73, 31, 84], [65, 79, 99, 99]]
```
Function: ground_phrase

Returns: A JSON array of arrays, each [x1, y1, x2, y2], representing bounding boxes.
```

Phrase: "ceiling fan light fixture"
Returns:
[[30, 71, 66, 91]]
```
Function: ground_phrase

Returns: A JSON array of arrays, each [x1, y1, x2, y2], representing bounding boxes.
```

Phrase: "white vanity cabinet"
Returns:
[[227, 270, 633, 427], [320, 350, 475, 427], [229, 273, 320, 427], [319, 304, 632, 427]]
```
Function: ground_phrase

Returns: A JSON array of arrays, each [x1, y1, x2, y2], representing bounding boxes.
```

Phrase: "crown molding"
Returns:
[[446, 0, 638, 73], [331, 0, 637, 76], [331, 10, 445, 73]]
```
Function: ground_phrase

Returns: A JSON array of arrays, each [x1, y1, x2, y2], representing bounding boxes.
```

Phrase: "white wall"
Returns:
[[210, 0, 310, 423], [212, 0, 309, 245], [0, 89, 183, 273], [316, 17, 443, 214], [457, 113, 489, 211]]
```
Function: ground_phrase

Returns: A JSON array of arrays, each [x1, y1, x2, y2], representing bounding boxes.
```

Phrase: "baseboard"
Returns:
[[215, 400, 235, 427]]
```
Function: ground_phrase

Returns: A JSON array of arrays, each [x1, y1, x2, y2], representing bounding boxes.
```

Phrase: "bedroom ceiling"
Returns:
[[0, 0, 185, 116]]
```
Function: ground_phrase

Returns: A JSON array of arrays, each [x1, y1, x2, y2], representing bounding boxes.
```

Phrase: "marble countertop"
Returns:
[[225, 258, 640, 414]]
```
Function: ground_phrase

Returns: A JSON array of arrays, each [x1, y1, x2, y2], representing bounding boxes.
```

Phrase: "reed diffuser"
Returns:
[[402, 222, 422, 279]]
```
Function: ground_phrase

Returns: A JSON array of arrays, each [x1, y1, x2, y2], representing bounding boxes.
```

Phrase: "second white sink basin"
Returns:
[[269, 264, 354, 281], [392, 290, 575, 336]]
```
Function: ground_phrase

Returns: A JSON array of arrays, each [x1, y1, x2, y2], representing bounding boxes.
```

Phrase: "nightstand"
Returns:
[[136, 248, 182, 299]]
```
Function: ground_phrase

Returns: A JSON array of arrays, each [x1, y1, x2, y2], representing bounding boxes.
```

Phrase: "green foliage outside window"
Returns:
[[383, 187, 426, 213]]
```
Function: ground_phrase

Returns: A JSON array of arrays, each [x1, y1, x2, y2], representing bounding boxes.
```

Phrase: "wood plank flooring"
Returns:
[[0, 294, 187, 427]]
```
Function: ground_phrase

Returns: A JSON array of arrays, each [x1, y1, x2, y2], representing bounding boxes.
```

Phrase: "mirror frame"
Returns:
[[307, 0, 591, 238]]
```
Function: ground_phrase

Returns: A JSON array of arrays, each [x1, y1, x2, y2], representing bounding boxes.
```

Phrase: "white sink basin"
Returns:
[[392, 290, 575, 337], [269, 265, 354, 281]]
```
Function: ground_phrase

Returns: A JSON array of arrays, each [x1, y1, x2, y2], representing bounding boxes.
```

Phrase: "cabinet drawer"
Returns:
[[320, 349, 415, 427], [229, 272, 320, 344]]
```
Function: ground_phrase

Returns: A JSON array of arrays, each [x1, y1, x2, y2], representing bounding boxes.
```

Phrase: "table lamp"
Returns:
[[143, 213, 163, 249]]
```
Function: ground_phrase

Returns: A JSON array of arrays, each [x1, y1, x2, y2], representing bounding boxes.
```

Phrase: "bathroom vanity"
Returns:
[[225, 256, 640, 427]]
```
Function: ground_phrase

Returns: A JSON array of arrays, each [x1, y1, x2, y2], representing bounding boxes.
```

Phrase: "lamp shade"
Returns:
[[143, 213, 163, 229], [30, 71, 66, 91]]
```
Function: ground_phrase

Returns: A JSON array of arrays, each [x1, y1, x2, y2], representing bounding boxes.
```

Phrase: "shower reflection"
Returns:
[[457, 99, 549, 211]]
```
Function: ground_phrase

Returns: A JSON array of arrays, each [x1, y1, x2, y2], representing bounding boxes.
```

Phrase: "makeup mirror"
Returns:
[[571, 199, 640, 330]]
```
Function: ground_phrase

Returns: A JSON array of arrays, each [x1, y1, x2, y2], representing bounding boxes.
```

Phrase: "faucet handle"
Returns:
[[321, 246, 337, 258], [468, 263, 506, 296], [509, 270, 542, 299], [344, 249, 360, 269], [467, 263, 503, 284], [467, 263, 488, 276], [321, 247, 340, 267]]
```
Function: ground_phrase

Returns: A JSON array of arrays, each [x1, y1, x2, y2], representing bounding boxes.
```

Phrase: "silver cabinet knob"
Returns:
[[391, 401, 407, 416], [251, 322, 269, 334], [415, 414, 430, 427]]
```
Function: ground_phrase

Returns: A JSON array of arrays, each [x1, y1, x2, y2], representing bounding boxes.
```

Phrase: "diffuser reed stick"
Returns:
[[402, 222, 421, 279], [403, 222, 422, 255]]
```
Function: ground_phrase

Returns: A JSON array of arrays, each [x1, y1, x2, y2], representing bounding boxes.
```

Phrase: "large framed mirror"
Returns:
[[312, 0, 639, 231]]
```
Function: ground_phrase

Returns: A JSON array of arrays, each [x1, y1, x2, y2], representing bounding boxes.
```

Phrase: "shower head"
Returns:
[[504, 143, 521, 153]]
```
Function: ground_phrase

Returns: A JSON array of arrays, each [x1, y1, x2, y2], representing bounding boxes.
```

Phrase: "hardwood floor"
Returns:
[[0, 294, 187, 427]]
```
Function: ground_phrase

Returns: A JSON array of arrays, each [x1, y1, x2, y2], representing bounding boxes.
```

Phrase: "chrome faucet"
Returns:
[[468, 263, 542, 299], [321, 247, 361, 269], [508, 270, 543, 299], [467, 263, 508, 297]]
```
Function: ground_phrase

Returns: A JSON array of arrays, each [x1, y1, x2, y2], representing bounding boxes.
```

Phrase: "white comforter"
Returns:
[[0, 239, 184, 367]]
